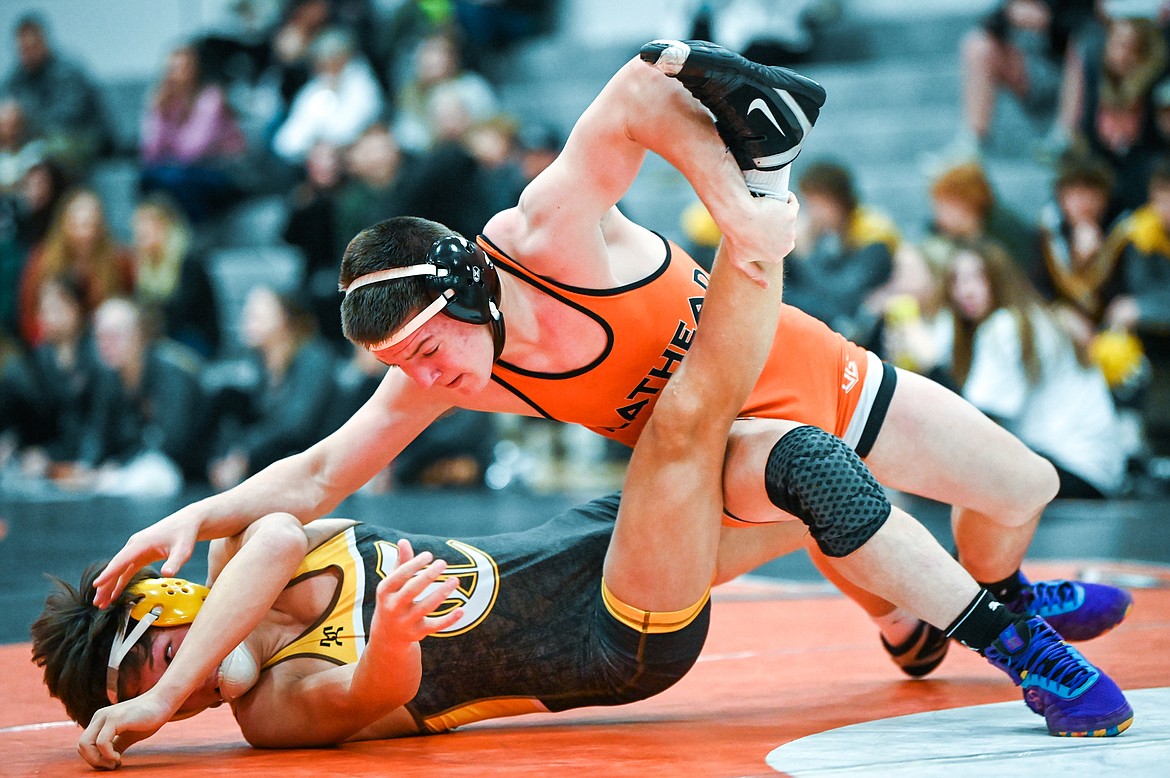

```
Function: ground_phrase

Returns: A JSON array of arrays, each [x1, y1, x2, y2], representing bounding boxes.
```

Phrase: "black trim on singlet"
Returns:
[[476, 232, 674, 297], [488, 373, 558, 420], [263, 564, 348, 669], [855, 360, 897, 459], [481, 230, 680, 381], [481, 237, 615, 380], [479, 229, 677, 426]]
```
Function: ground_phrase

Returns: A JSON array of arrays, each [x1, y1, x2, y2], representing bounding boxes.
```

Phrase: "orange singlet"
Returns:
[[480, 232, 877, 451]]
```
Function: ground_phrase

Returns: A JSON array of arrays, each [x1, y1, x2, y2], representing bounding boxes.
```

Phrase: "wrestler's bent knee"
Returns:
[[764, 425, 891, 557]]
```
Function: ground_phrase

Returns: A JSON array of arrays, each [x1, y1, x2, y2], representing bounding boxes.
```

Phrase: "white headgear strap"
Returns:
[[339, 263, 446, 294], [106, 604, 163, 704], [367, 290, 455, 353], [341, 264, 456, 354]]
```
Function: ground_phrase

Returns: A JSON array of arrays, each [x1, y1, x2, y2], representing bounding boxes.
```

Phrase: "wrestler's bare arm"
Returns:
[[233, 540, 462, 748], [93, 370, 451, 608], [490, 57, 763, 283], [79, 513, 311, 769]]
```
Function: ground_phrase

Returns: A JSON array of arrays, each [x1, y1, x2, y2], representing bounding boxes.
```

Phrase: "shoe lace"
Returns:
[[1022, 622, 1097, 694], [1020, 580, 1080, 616]]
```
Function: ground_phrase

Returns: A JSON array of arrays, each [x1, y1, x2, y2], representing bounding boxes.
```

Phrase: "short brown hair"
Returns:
[[30, 563, 160, 725], [930, 162, 994, 220], [338, 216, 457, 346], [1054, 155, 1115, 194]]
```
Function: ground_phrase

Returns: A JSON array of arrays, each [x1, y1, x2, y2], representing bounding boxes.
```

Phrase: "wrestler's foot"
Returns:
[[1006, 575, 1133, 642], [639, 39, 826, 181], [881, 620, 949, 678], [981, 615, 1133, 737]]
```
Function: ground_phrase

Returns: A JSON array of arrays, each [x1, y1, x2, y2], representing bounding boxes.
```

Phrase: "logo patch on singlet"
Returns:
[[842, 360, 859, 393], [375, 539, 500, 637]]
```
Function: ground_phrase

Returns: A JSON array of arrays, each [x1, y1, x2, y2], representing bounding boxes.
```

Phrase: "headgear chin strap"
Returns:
[[342, 235, 506, 361], [106, 577, 208, 705]]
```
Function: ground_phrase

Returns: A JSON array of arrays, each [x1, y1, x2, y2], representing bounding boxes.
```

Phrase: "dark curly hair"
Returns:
[[30, 563, 160, 725], [338, 215, 457, 346]]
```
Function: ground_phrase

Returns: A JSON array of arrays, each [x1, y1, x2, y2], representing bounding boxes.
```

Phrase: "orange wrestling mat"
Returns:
[[3, 562, 1168, 778]]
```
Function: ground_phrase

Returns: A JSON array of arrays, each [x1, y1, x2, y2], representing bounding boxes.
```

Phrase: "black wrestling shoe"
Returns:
[[880, 620, 950, 678], [639, 39, 826, 172]]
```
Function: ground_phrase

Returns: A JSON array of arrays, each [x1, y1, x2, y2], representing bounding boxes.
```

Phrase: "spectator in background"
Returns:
[[0, 98, 44, 193], [400, 91, 501, 240], [283, 140, 347, 347], [0, 14, 112, 174], [16, 158, 70, 249], [75, 297, 205, 495], [272, 27, 383, 165], [392, 31, 497, 152], [930, 0, 1095, 164], [334, 123, 414, 257], [1092, 16, 1166, 126], [0, 277, 100, 479], [139, 44, 248, 224], [1100, 156, 1170, 336], [17, 188, 132, 346], [785, 159, 897, 346], [1035, 155, 1125, 348], [944, 239, 1127, 498], [1101, 154, 1170, 455], [1087, 94, 1161, 212], [1, 159, 69, 335], [268, 0, 331, 106], [130, 195, 221, 359], [875, 242, 955, 387], [926, 161, 1044, 284], [267, 0, 378, 106], [207, 286, 335, 490], [1072, 15, 1168, 211]]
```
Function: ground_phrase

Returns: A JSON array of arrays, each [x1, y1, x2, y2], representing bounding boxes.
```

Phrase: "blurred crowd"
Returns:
[[0, 0, 554, 497], [2, 0, 1170, 502]]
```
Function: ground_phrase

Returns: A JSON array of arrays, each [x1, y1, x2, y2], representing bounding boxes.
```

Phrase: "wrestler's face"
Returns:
[[948, 251, 993, 323], [371, 314, 494, 394], [126, 625, 223, 718]]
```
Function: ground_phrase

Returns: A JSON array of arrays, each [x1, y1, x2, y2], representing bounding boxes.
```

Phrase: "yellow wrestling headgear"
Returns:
[[106, 578, 208, 704], [128, 577, 209, 625]]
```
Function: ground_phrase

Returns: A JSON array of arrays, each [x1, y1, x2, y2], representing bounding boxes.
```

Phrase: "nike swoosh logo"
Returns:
[[748, 98, 786, 137]]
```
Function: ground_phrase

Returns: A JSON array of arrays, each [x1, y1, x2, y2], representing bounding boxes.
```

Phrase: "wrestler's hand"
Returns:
[[721, 192, 799, 287], [373, 540, 464, 643], [92, 513, 199, 609], [78, 693, 173, 770]]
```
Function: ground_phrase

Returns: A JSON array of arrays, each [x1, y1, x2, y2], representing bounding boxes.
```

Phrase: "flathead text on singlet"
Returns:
[[601, 268, 708, 434]]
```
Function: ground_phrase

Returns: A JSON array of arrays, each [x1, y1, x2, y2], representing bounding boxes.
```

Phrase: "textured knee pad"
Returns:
[[764, 426, 891, 557]]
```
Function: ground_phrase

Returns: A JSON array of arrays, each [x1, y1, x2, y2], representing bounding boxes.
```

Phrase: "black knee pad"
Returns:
[[764, 426, 891, 557]]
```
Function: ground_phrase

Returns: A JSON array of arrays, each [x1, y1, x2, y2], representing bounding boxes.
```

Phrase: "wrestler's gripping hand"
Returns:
[[374, 540, 465, 642], [78, 693, 174, 770], [92, 514, 199, 608], [720, 192, 799, 288]]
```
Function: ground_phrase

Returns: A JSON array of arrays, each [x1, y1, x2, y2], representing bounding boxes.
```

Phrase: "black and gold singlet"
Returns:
[[261, 493, 708, 733]]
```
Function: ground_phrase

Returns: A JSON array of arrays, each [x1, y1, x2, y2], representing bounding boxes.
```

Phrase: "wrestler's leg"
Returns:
[[864, 369, 1057, 583], [603, 207, 789, 612], [799, 370, 1059, 626], [721, 419, 978, 629]]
